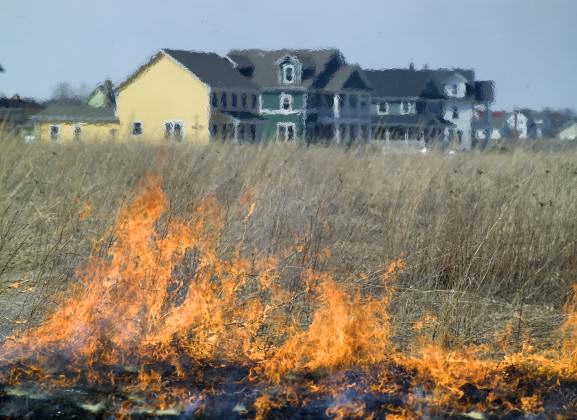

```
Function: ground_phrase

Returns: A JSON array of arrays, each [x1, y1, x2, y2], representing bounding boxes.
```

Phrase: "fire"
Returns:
[[1, 172, 576, 417]]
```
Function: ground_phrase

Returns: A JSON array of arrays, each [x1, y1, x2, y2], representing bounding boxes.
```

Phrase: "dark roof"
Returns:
[[314, 64, 371, 91], [162, 49, 259, 90], [227, 49, 346, 89], [364, 68, 476, 99], [32, 103, 118, 123], [371, 113, 454, 128]]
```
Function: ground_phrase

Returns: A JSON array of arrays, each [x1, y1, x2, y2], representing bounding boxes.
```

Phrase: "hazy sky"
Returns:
[[1, 0, 576, 110]]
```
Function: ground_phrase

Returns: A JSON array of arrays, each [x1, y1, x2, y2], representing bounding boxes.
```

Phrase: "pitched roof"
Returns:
[[117, 50, 259, 92], [162, 49, 259, 89], [32, 102, 118, 123], [364, 68, 475, 99], [227, 49, 345, 89], [314, 64, 371, 91]]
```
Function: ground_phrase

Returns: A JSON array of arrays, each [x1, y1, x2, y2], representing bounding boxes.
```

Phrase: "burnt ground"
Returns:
[[1, 361, 577, 419]]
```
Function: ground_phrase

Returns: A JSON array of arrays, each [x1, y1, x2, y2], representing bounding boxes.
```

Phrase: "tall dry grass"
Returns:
[[0, 135, 576, 351]]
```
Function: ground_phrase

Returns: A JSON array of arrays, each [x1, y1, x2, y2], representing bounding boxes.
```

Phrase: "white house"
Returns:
[[558, 122, 577, 140]]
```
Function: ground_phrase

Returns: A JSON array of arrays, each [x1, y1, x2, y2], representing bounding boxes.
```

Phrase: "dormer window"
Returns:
[[401, 101, 412, 115], [378, 102, 389, 115], [451, 84, 458, 95], [283, 64, 295, 83], [280, 93, 293, 111]]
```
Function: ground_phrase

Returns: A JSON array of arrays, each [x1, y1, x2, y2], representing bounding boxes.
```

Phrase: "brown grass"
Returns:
[[0, 136, 576, 350]]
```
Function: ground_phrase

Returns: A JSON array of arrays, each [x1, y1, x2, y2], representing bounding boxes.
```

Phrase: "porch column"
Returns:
[[233, 120, 239, 144]]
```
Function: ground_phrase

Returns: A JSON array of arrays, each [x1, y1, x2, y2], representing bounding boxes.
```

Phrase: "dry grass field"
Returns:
[[0, 136, 576, 352]]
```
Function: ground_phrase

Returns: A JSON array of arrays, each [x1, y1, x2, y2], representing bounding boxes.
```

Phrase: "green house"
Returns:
[[227, 49, 372, 144]]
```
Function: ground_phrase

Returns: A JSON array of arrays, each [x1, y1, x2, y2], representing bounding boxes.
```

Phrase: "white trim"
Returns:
[[276, 122, 296, 142]]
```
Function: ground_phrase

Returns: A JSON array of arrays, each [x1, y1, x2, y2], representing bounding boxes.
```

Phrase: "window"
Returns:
[[173, 122, 183, 140], [211, 93, 218, 109], [360, 96, 368, 110], [164, 122, 173, 139], [452, 106, 459, 119], [221, 93, 227, 109], [280, 93, 293, 111], [402, 102, 412, 114], [252, 94, 258, 110], [211, 124, 218, 137], [49, 125, 59, 141], [164, 121, 184, 141], [73, 124, 81, 141], [132, 121, 142, 136], [340, 94, 347, 108], [232, 93, 238, 109], [250, 124, 257, 143], [241, 93, 247, 109], [378, 102, 389, 115], [277, 123, 296, 142], [452, 84, 458, 95], [283, 64, 295, 83]]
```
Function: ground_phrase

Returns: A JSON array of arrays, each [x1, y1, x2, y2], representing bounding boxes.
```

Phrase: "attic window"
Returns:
[[452, 84, 458, 95], [232, 93, 238, 109], [221, 93, 227, 109], [283, 64, 295, 84], [252, 94, 258, 110], [241, 93, 247, 109]]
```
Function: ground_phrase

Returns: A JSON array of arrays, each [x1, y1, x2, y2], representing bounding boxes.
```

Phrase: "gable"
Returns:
[[343, 71, 370, 90]]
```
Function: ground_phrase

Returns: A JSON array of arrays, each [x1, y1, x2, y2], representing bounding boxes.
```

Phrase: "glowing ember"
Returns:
[[0, 173, 576, 418]]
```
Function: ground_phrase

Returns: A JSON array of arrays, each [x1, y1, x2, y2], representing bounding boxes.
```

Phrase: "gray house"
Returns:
[[364, 66, 494, 150], [227, 49, 372, 144]]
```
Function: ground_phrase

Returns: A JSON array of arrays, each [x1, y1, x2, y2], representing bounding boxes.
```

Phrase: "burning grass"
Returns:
[[1, 138, 577, 417]]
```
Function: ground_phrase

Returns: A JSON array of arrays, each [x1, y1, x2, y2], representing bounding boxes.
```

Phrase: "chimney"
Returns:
[[409, 62, 415, 71]]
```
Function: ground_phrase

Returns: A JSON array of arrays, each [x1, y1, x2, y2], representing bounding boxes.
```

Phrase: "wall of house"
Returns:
[[116, 54, 210, 143], [36, 121, 119, 142], [260, 113, 304, 141], [260, 91, 305, 141], [443, 101, 474, 150]]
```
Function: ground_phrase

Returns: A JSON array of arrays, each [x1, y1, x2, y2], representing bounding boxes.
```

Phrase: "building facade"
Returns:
[[227, 49, 372, 144]]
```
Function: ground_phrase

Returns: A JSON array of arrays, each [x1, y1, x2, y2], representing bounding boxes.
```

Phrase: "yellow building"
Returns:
[[33, 101, 119, 142], [115, 49, 263, 143]]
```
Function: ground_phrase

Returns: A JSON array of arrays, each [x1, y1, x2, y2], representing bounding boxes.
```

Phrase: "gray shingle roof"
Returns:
[[162, 49, 259, 90], [315, 64, 371, 91], [32, 103, 118, 123], [227, 49, 345, 89], [364, 68, 475, 99]]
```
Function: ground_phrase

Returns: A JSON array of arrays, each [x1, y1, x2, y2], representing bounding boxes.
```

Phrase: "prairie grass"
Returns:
[[0, 135, 576, 350]]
